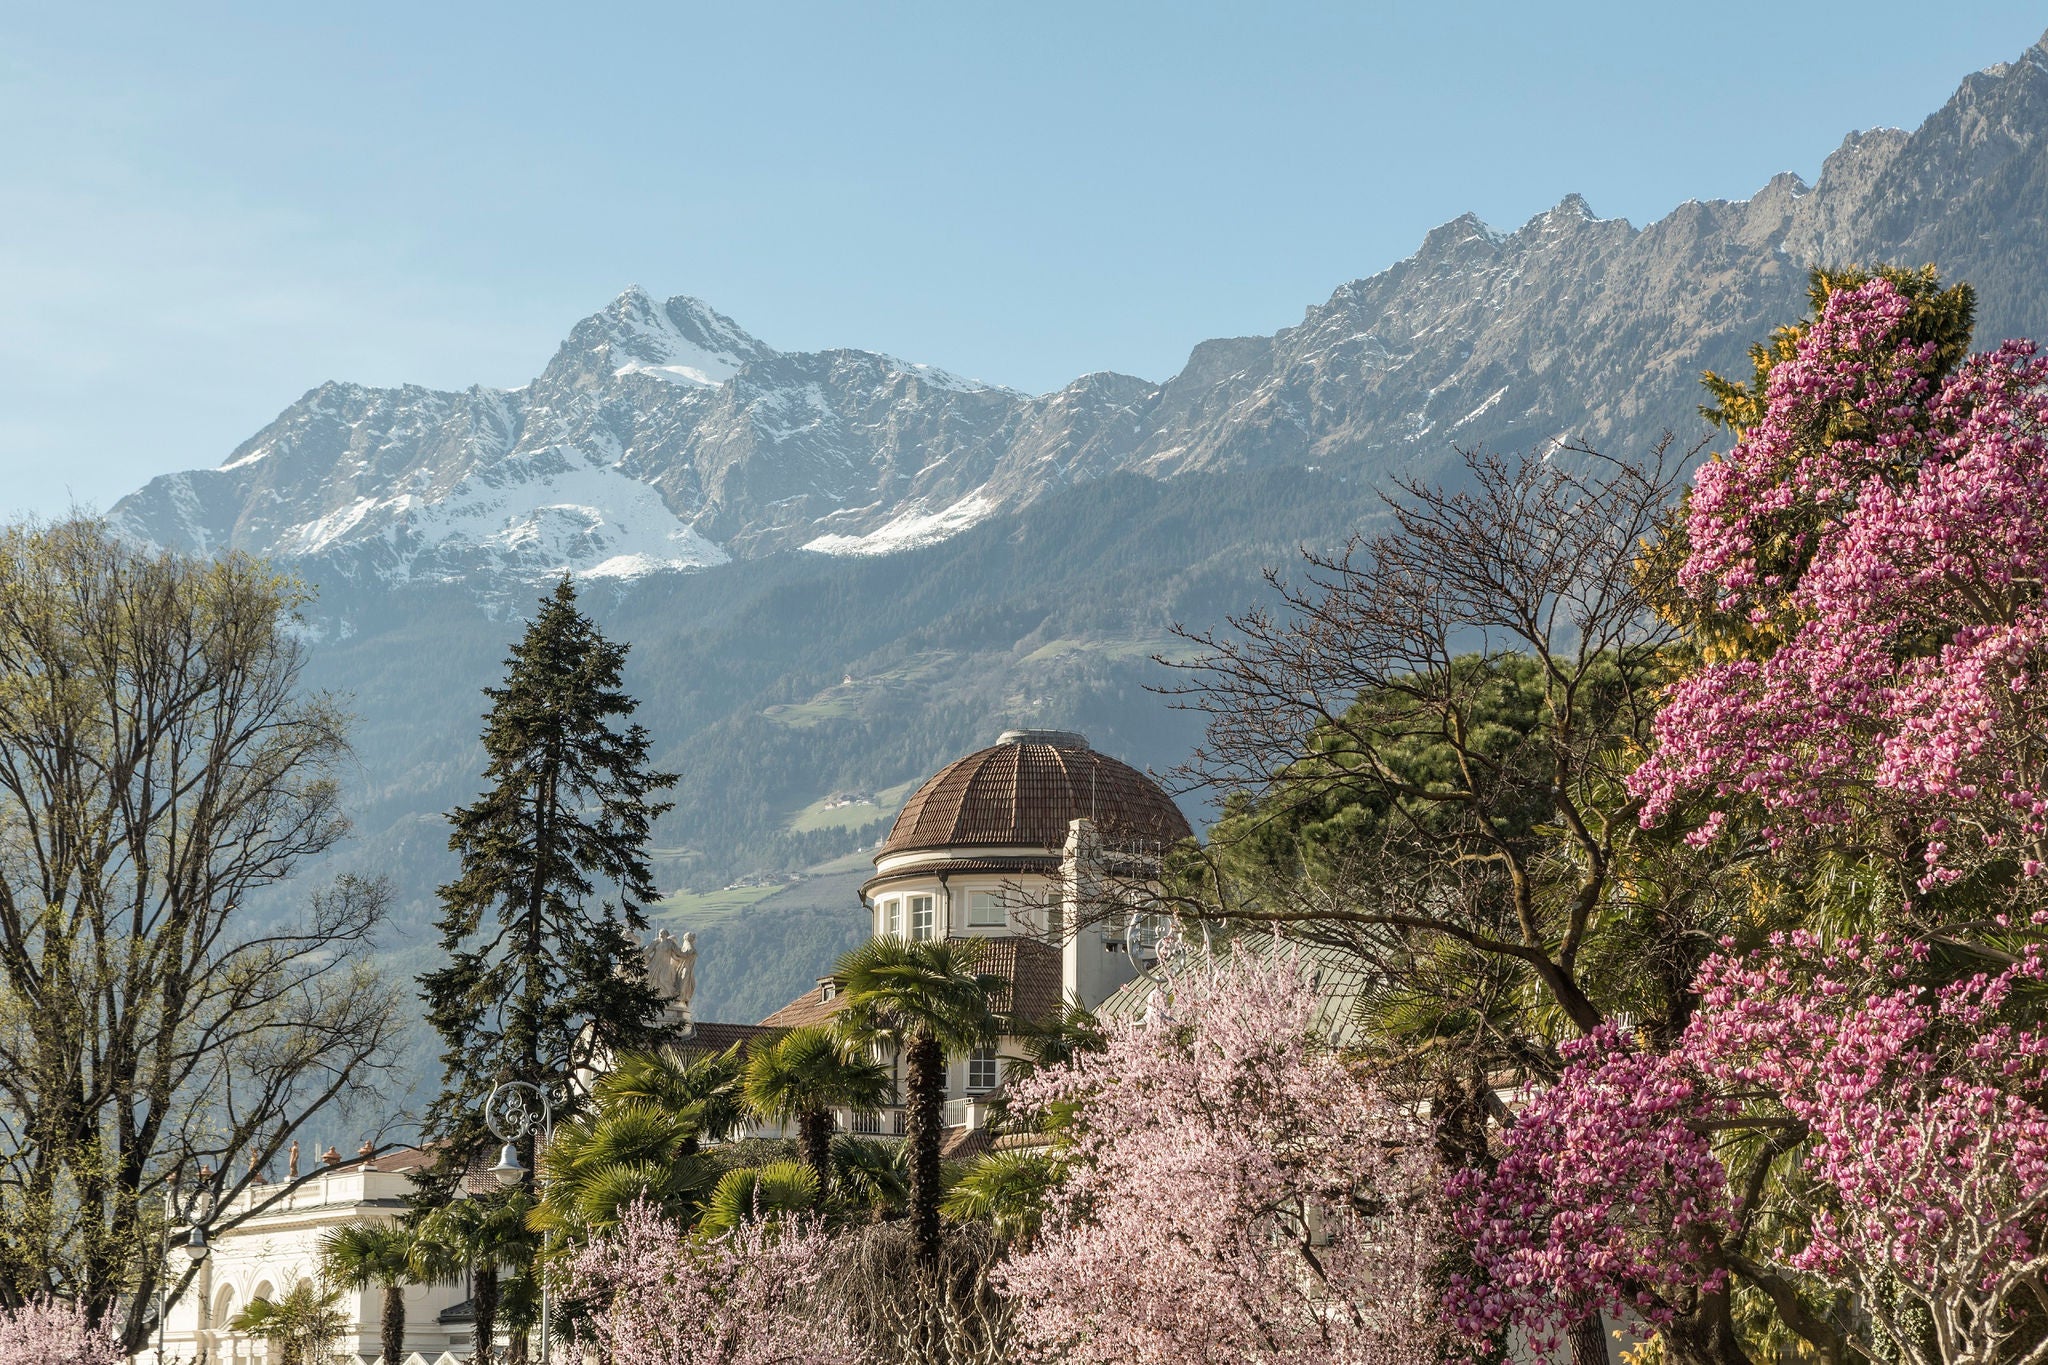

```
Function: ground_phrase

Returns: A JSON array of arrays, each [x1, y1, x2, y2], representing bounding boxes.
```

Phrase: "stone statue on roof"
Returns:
[[644, 929, 698, 1021]]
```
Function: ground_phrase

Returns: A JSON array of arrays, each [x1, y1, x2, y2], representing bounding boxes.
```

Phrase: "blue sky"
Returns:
[[3, 3, 2043, 518]]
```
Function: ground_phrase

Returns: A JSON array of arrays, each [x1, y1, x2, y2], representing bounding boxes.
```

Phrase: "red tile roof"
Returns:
[[969, 936, 1064, 1026], [679, 1021, 778, 1054], [756, 936, 1063, 1029], [881, 736, 1191, 857], [759, 983, 850, 1029], [941, 1125, 994, 1161]]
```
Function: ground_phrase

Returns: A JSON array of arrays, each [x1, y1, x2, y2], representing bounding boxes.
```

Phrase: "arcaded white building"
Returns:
[[143, 1148, 476, 1365]]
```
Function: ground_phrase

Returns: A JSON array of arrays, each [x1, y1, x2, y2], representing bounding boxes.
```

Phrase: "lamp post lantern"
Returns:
[[482, 1080, 556, 1363], [156, 1173, 215, 1365]]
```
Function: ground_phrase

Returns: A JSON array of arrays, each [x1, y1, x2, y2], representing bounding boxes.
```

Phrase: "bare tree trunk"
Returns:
[[1659, 1291, 1755, 1365]]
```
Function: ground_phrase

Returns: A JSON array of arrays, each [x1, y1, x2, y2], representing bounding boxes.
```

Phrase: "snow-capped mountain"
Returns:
[[93, 28, 2048, 1041], [113, 29, 2048, 603]]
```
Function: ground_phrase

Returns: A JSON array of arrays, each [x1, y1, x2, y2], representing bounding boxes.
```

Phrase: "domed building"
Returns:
[[761, 729, 1192, 1142]]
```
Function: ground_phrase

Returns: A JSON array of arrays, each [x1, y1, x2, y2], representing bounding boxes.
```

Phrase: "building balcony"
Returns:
[[836, 1106, 907, 1137]]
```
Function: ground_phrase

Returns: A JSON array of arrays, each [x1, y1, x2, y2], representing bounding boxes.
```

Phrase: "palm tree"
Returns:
[[319, 1222, 414, 1365], [600, 1042, 749, 1141], [530, 1044, 744, 1243], [228, 1282, 347, 1365], [408, 1189, 534, 1365], [742, 1025, 892, 1194], [532, 1100, 715, 1239], [941, 1149, 1058, 1246], [696, 1160, 822, 1236], [832, 937, 1002, 1260], [830, 1134, 910, 1219]]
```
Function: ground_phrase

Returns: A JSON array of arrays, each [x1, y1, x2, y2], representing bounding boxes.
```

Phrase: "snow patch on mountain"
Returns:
[[599, 288, 772, 388], [265, 451, 729, 582], [802, 491, 998, 556], [873, 357, 1013, 396], [403, 453, 729, 579]]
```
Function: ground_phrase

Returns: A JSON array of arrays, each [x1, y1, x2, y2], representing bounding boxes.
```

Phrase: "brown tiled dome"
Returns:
[[880, 731, 1192, 858]]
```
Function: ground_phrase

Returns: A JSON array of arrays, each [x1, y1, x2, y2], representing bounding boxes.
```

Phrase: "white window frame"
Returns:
[[882, 897, 901, 937], [966, 890, 1004, 927], [966, 1048, 999, 1092], [909, 894, 936, 941]]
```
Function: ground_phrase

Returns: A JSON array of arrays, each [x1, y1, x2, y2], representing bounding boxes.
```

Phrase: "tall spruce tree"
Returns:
[[420, 578, 678, 1173]]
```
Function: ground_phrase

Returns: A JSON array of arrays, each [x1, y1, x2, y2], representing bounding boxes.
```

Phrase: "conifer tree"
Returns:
[[420, 578, 678, 1171]]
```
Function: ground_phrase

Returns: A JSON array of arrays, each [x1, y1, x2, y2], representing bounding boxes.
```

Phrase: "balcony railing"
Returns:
[[838, 1106, 907, 1137], [831, 1097, 998, 1138], [943, 1095, 993, 1131]]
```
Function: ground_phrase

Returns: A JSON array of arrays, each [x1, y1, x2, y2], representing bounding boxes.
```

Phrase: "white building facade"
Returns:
[[143, 1152, 477, 1365]]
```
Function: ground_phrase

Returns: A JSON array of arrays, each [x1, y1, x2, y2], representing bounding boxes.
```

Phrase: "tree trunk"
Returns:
[[1659, 1290, 1755, 1365], [1570, 1313, 1609, 1365], [1430, 1062, 1494, 1171], [507, 1327, 530, 1364], [382, 1282, 406, 1365], [905, 1032, 945, 1262], [472, 1265, 499, 1365], [800, 1107, 834, 1197]]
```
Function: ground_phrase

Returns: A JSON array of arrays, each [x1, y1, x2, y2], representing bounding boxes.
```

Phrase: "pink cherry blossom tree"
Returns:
[[561, 1201, 865, 1365], [0, 1296, 122, 1365], [1631, 275, 2048, 899], [996, 948, 1449, 1365], [1453, 933, 2048, 1365]]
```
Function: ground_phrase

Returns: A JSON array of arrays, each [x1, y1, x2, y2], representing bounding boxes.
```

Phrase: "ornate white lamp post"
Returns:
[[483, 1080, 556, 1364], [157, 1175, 214, 1365]]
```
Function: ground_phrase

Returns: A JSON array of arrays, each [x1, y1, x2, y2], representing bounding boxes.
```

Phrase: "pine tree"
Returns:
[[420, 578, 678, 1171]]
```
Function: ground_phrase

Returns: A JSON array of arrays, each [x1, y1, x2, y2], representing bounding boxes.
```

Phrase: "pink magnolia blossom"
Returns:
[[1443, 1029, 1739, 1358], [1690, 935, 2048, 1365], [562, 1201, 863, 1365], [1453, 934, 2048, 1365], [0, 1296, 122, 1365], [1632, 277, 2048, 888], [996, 949, 1448, 1365]]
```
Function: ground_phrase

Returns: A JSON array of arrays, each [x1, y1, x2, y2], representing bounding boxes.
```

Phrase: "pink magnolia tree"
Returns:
[[1452, 934, 2048, 1365], [1443, 1029, 1743, 1364], [0, 1296, 122, 1365], [1631, 275, 2048, 894], [562, 1201, 865, 1365], [997, 948, 1448, 1365], [1691, 936, 2048, 1365]]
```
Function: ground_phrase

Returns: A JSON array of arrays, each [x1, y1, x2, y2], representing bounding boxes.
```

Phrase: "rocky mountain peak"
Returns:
[[106, 29, 2048, 600], [540, 287, 776, 395]]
